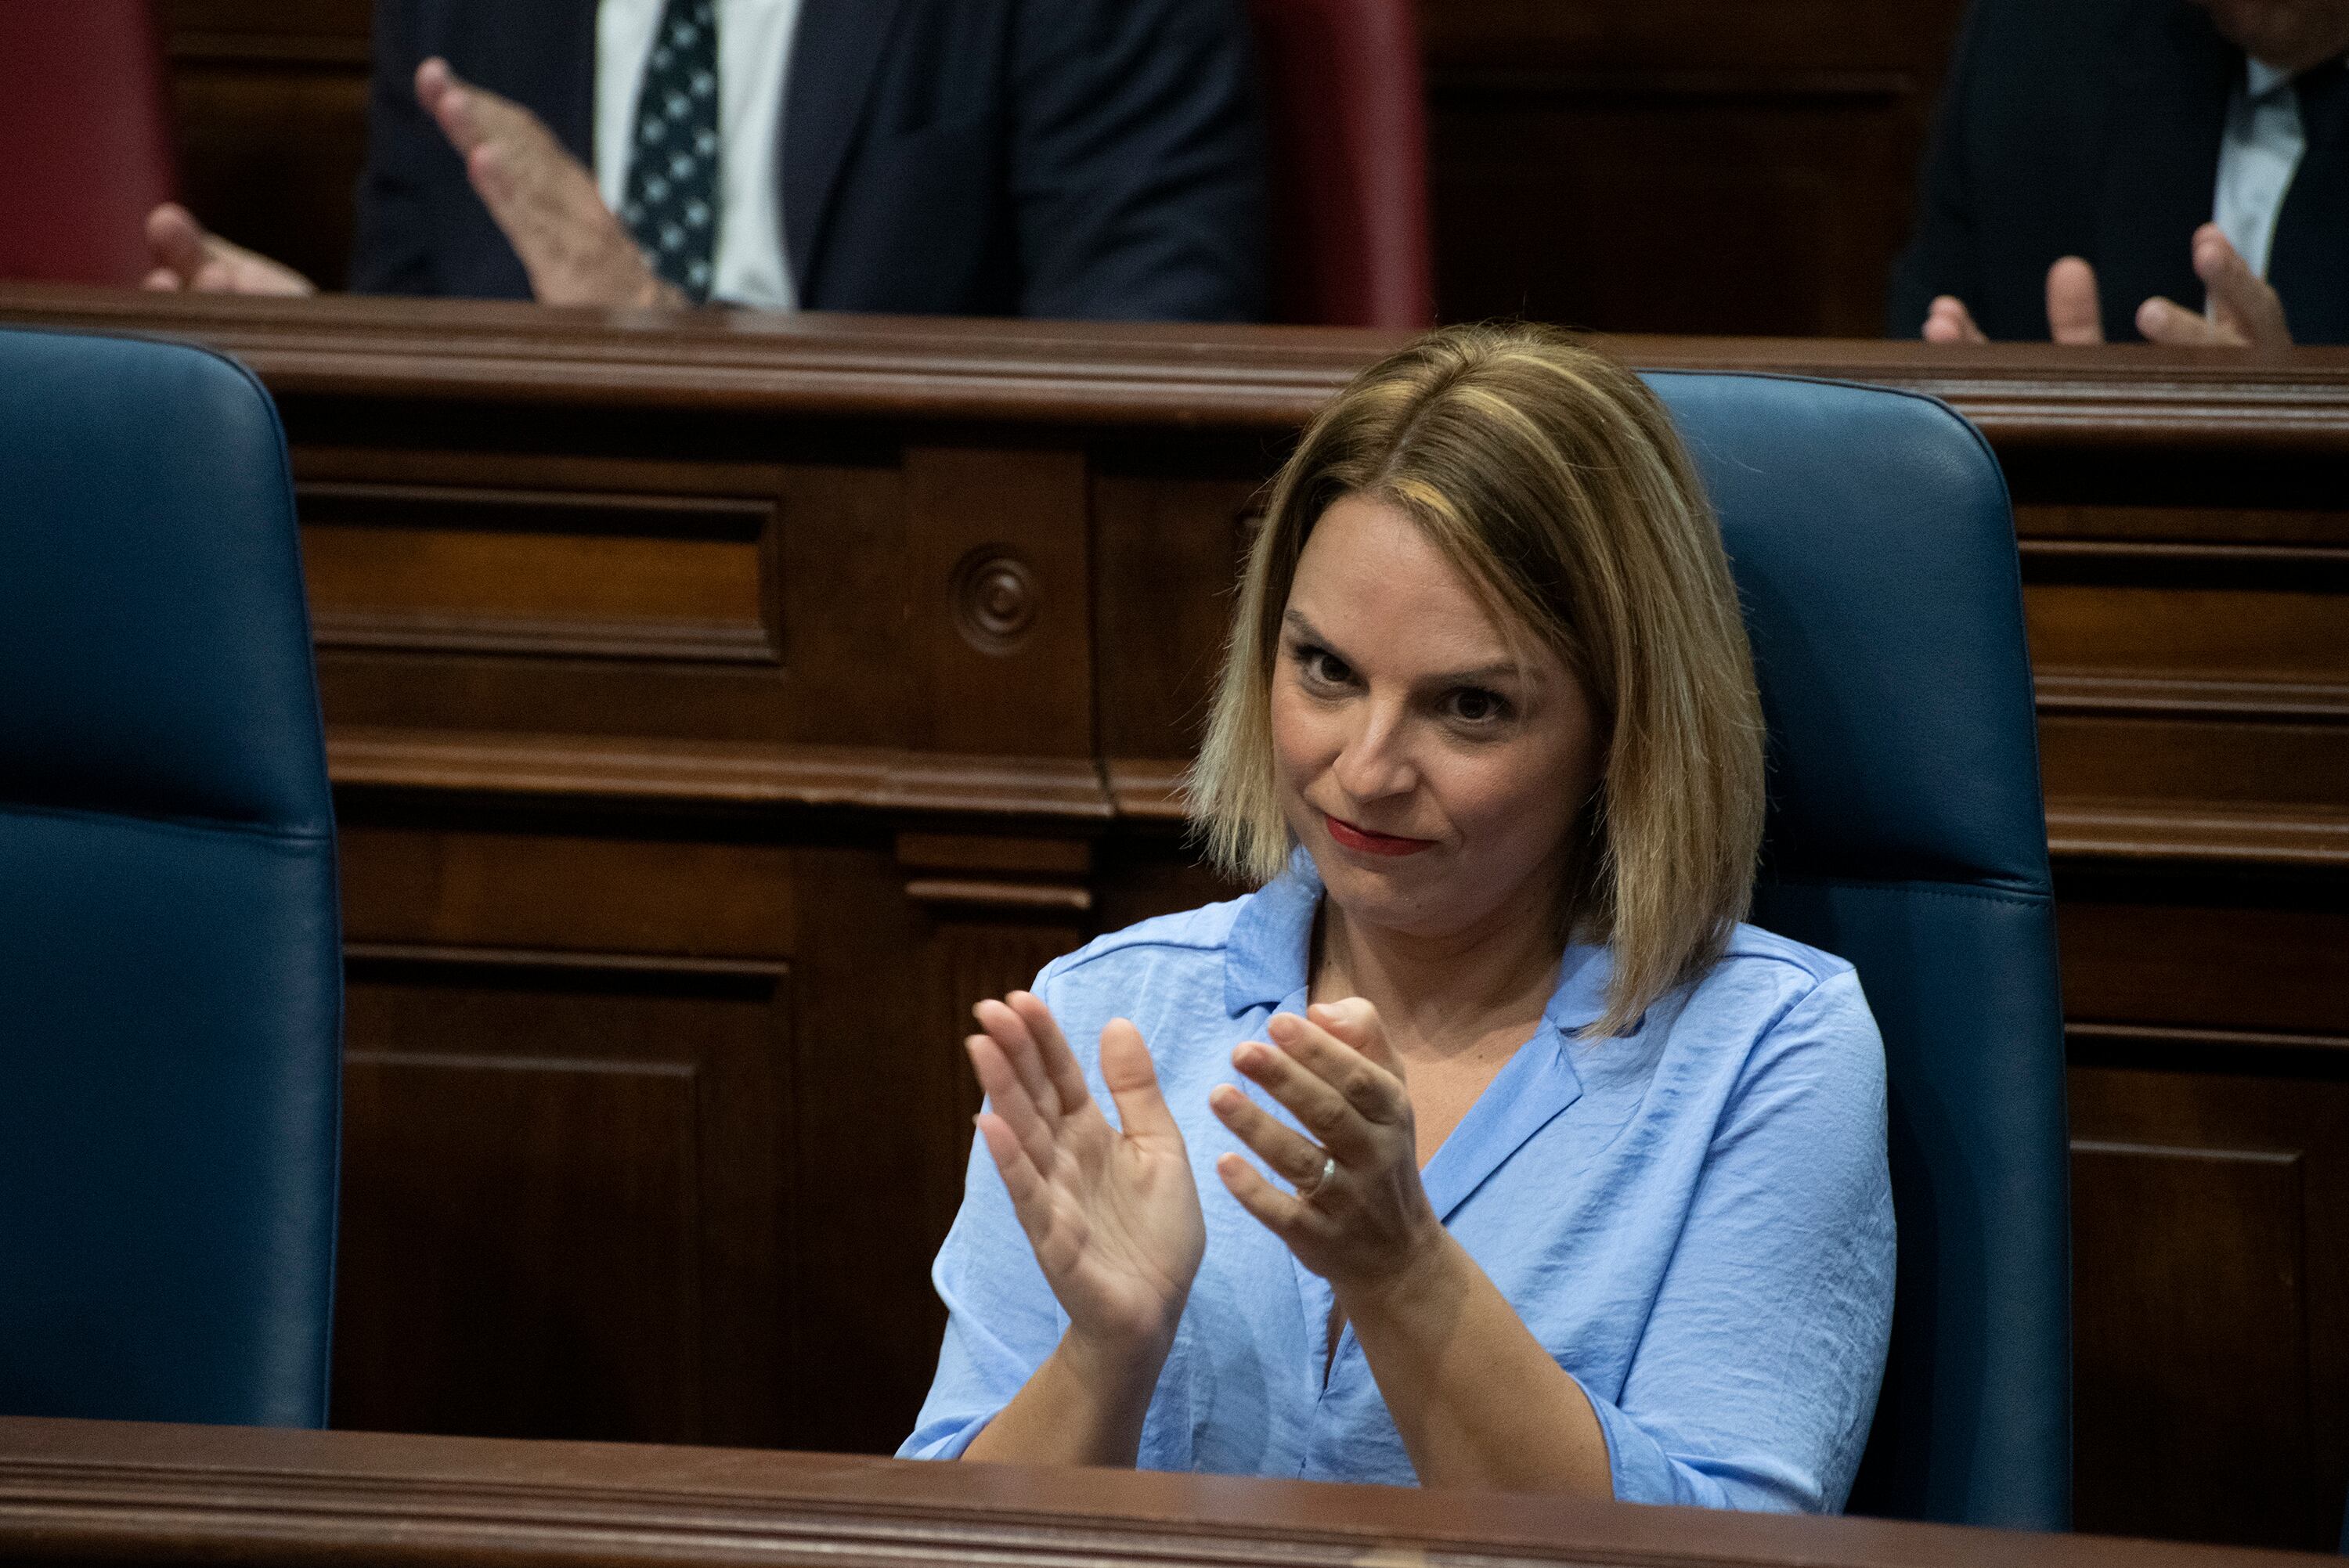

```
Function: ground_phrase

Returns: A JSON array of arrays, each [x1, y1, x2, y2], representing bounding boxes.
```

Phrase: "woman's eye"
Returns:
[[1298, 647, 1353, 687], [1447, 687, 1511, 725]]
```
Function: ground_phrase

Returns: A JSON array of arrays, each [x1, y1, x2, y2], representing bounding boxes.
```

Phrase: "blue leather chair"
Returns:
[[1646, 372, 2070, 1530], [0, 328, 343, 1427]]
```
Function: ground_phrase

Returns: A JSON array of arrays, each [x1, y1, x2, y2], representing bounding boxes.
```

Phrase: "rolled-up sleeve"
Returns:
[[1597, 969, 1897, 1512]]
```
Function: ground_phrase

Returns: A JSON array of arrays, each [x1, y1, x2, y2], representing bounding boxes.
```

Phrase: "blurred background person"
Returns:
[[143, 0, 1267, 322], [1891, 0, 2349, 345]]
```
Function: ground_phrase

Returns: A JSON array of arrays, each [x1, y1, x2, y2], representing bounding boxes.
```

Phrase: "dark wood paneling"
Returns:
[[1420, 1, 1968, 332], [2072, 1139, 2310, 1545], [4, 289, 2345, 1545], [1092, 460, 1265, 761], [2070, 1070, 2349, 1549], [1428, 89, 1930, 335], [338, 952, 788, 1446], [158, 0, 373, 292], [152, 1, 1967, 333], [2059, 885, 2349, 1039]]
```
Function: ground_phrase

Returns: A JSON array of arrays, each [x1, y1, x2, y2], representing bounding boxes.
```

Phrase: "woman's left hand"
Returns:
[[1208, 999, 1444, 1296]]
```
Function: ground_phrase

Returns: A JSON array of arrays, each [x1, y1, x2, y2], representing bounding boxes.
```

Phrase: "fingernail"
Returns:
[[1232, 1042, 1267, 1069], [1267, 1014, 1298, 1041]]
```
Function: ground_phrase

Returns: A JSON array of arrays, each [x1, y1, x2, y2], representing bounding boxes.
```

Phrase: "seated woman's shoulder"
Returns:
[[1712, 922, 1858, 992], [1680, 922, 1881, 1059], [1042, 890, 1254, 986], [1028, 889, 1262, 1067]]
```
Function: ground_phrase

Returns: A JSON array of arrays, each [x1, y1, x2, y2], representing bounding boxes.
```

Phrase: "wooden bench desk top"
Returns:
[[0, 1415, 2330, 1568]]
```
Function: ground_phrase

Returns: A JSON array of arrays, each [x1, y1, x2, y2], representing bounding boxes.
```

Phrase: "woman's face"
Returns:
[[1270, 494, 1602, 946]]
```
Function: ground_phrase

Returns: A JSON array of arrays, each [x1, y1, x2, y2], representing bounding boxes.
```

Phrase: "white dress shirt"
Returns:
[[594, 0, 804, 308], [2213, 58, 2305, 281]]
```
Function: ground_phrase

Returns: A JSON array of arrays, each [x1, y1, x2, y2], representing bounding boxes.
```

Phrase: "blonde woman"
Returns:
[[900, 325, 1896, 1512]]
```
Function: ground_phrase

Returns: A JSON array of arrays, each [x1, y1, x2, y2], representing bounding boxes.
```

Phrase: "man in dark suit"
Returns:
[[1890, 0, 2349, 345], [146, 0, 1266, 323]]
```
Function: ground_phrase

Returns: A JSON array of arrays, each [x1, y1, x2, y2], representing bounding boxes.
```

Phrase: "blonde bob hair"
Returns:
[[1187, 323, 1765, 1038]]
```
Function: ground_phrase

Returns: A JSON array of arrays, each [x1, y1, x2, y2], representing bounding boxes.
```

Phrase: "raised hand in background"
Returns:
[[143, 58, 678, 308], [1924, 224, 2291, 348]]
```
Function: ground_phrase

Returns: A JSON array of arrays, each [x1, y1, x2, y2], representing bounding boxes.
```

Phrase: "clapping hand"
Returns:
[[143, 204, 315, 295], [413, 59, 684, 308], [1924, 225, 2292, 348], [143, 57, 680, 308], [965, 993, 1205, 1357], [1208, 999, 1444, 1296], [2134, 223, 2293, 347]]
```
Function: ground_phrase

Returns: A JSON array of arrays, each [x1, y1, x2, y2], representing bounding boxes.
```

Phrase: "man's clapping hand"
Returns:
[[1925, 223, 2292, 348], [143, 204, 315, 295], [143, 57, 680, 308], [412, 58, 681, 308]]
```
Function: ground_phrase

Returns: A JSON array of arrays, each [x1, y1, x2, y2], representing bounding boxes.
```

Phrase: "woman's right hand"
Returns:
[[966, 993, 1205, 1360]]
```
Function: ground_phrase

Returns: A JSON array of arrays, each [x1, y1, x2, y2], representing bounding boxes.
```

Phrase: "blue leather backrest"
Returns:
[[1645, 372, 2070, 1530], [0, 328, 342, 1428]]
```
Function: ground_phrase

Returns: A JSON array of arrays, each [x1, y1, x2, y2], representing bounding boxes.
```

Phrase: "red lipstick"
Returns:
[[1324, 813, 1436, 857]]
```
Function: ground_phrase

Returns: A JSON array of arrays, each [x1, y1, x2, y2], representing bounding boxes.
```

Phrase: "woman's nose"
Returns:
[[1332, 708, 1416, 801]]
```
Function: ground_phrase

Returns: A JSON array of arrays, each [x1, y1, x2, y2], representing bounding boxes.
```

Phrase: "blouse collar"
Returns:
[[1222, 849, 1617, 1037]]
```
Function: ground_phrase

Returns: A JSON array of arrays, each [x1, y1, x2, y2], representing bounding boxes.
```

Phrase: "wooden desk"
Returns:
[[0, 1415, 2329, 1568], [0, 287, 2341, 1550]]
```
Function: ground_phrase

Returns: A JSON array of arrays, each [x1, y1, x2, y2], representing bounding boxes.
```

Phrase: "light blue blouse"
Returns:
[[899, 859, 1896, 1512]]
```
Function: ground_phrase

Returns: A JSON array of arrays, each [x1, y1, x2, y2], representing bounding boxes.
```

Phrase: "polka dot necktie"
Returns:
[[622, 0, 720, 303]]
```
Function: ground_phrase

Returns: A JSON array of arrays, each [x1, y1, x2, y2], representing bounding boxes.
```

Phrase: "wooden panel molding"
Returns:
[[302, 481, 781, 665], [337, 942, 792, 1448], [903, 881, 1095, 913], [2069, 1022, 2349, 1067], [14, 284, 2349, 444], [2071, 1137, 2313, 1546], [329, 728, 1113, 820], [2058, 878, 2349, 1043], [898, 831, 1096, 914], [1102, 759, 1193, 823], [2018, 503, 2349, 546], [2044, 802, 2349, 870], [2070, 1070, 2349, 1548], [2036, 673, 2349, 726], [893, 831, 1098, 1195]]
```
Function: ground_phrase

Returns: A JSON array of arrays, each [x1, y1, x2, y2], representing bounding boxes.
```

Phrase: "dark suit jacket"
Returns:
[[1888, 0, 2349, 342], [349, 0, 1268, 321]]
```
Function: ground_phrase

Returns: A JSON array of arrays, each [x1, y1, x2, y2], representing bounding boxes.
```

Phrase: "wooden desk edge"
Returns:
[[0, 1418, 2327, 1568], [9, 287, 2349, 448]]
